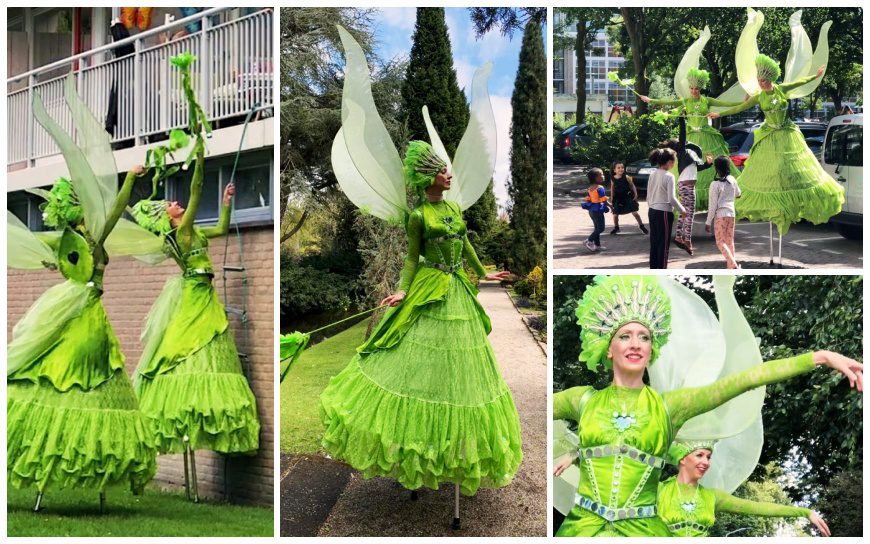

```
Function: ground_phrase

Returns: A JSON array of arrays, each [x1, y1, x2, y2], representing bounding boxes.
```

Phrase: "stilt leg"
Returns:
[[410, 490, 419, 501], [768, 222, 774, 265], [33, 492, 43, 512], [451, 484, 460, 530], [778, 231, 783, 268], [183, 442, 191, 501], [99, 491, 106, 514], [188, 442, 199, 503]]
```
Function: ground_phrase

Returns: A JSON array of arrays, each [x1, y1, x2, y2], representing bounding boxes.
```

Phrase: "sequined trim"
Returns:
[[183, 267, 214, 278], [575, 494, 658, 521], [422, 259, 462, 274], [667, 521, 709, 533], [578, 444, 666, 469]]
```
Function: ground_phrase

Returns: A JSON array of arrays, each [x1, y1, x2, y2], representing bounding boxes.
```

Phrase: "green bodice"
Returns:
[[658, 478, 717, 536], [681, 97, 712, 131], [758, 85, 790, 129], [418, 200, 468, 273], [166, 227, 214, 277], [574, 386, 672, 521]]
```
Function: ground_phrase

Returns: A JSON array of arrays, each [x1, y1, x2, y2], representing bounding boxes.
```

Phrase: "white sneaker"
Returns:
[[597, 244, 607, 251], [585, 240, 597, 251]]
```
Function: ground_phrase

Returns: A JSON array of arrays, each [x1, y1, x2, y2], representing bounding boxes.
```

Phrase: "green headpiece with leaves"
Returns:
[[667, 440, 717, 465], [575, 275, 672, 371], [686, 68, 710, 90], [754, 54, 781, 82], [403, 140, 447, 197], [129, 199, 172, 235], [36, 177, 84, 230]]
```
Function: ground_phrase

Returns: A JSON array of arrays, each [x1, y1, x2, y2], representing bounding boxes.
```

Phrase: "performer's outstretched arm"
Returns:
[[99, 166, 144, 247], [177, 141, 205, 249], [780, 73, 822, 94], [707, 97, 746, 107], [711, 488, 811, 518], [462, 235, 487, 278], [553, 386, 593, 421], [710, 95, 758, 117], [201, 181, 234, 239]]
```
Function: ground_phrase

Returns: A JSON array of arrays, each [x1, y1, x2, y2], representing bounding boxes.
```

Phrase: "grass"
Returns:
[[280, 319, 368, 455], [7, 485, 273, 537]]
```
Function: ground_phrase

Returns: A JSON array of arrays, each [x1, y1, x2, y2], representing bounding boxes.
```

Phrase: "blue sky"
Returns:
[[370, 8, 530, 210]]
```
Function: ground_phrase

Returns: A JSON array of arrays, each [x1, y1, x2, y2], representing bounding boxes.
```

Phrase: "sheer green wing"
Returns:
[[443, 63, 497, 211], [784, 11, 830, 99], [713, 81, 748, 112], [735, 7, 765, 97], [133, 276, 184, 389], [553, 420, 581, 516], [331, 25, 407, 223], [105, 218, 168, 264], [675, 26, 711, 100], [7, 211, 58, 270]]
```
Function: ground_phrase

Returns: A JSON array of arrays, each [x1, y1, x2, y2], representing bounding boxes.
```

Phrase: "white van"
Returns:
[[823, 114, 862, 239]]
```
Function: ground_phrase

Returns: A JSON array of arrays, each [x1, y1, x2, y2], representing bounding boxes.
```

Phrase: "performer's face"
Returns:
[[608, 322, 652, 372], [759, 79, 773, 92], [689, 87, 700, 99], [432, 167, 452, 191], [680, 449, 712, 481], [166, 200, 186, 220]]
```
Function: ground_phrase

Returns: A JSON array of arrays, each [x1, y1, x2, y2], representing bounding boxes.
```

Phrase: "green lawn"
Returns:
[[7, 485, 273, 537], [280, 320, 367, 454]]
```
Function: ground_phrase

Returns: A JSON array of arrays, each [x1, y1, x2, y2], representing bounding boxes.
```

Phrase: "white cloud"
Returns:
[[377, 7, 416, 33], [489, 95, 513, 210], [453, 58, 476, 94]]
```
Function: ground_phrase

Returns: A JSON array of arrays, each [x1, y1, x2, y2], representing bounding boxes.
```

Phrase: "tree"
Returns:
[[554, 8, 615, 123], [507, 17, 547, 276], [815, 468, 863, 537], [468, 7, 546, 38]]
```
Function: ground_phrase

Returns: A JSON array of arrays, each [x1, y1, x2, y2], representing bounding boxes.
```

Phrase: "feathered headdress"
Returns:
[[686, 68, 710, 90], [754, 54, 781, 82], [403, 140, 447, 197], [34, 177, 84, 230], [129, 199, 172, 235]]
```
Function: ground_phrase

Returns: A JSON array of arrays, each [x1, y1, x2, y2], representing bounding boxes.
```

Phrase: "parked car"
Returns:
[[822, 113, 862, 240], [623, 158, 656, 197], [555, 124, 591, 163], [720, 120, 828, 168]]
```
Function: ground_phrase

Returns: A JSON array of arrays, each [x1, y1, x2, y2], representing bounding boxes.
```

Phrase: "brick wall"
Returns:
[[7, 226, 274, 506]]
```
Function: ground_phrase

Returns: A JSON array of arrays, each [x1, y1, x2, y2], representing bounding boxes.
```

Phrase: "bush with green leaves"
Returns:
[[569, 114, 677, 171], [279, 251, 357, 317]]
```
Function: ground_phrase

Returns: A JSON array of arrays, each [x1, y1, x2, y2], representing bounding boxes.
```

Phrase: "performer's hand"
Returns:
[[553, 455, 574, 476], [816, 65, 826, 78], [813, 351, 864, 392], [639, 95, 651, 103], [485, 271, 512, 282], [380, 291, 406, 307], [707, 112, 721, 119], [131, 164, 146, 177], [223, 182, 235, 206], [809, 511, 831, 537], [705, 224, 711, 233]]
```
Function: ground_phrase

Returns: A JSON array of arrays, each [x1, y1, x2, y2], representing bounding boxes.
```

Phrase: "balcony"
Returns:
[[7, 7, 273, 171]]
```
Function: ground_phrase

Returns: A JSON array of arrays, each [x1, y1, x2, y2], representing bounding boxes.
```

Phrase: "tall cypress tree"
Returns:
[[401, 8, 497, 245], [508, 17, 546, 276]]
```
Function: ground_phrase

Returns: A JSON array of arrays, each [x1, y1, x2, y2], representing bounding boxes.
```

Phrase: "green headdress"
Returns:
[[575, 275, 671, 371], [34, 177, 84, 230], [754, 54, 781, 82], [129, 199, 172, 235], [667, 440, 717, 465], [403, 140, 447, 197], [686, 68, 710, 90]]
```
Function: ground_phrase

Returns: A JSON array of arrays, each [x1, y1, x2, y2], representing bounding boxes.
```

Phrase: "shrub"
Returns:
[[570, 113, 677, 171]]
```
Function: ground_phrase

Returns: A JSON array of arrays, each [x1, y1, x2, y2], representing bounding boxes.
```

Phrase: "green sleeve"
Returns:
[[397, 211, 423, 293], [712, 488, 812, 518], [200, 204, 231, 239], [707, 97, 746, 107], [649, 98, 682, 106], [713, 94, 759, 117], [554, 386, 593, 421], [98, 169, 140, 247], [780, 74, 820, 94], [463, 235, 487, 278], [664, 352, 816, 430], [177, 140, 205, 252]]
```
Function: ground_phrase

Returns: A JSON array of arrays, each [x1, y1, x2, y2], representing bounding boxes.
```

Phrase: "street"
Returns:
[[553, 163, 862, 269]]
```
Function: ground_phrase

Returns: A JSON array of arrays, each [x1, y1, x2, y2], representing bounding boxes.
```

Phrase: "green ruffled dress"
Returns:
[[715, 77, 844, 235], [8, 239, 157, 492], [650, 95, 743, 211], [134, 224, 260, 454], [658, 477, 811, 537], [320, 200, 523, 496]]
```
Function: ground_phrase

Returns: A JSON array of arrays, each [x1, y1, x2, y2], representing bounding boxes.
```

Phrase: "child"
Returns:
[[647, 147, 685, 269], [582, 167, 610, 252], [705, 155, 742, 269], [609, 160, 648, 235]]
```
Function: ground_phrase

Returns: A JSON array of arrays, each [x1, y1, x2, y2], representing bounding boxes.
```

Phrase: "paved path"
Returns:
[[553, 163, 862, 269], [281, 284, 548, 537]]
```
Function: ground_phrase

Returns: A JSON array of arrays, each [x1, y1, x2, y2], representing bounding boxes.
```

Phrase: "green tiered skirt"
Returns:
[[735, 123, 844, 235], [320, 272, 523, 496], [689, 125, 742, 211]]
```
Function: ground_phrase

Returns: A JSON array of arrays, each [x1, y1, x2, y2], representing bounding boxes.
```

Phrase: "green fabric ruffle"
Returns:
[[7, 369, 157, 492], [689, 126, 742, 211]]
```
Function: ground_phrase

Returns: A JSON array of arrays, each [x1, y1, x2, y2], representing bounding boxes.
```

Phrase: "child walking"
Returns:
[[609, 160, 648, 235], [647, 147, 686, 269], [583, 167, 610, 252], [705, 155, 742, 268]]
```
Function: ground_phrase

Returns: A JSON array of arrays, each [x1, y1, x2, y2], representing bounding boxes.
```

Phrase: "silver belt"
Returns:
[[578, 444, 666, 469], [668, 521, 709, 533], [184, 267, 214, 278], [575, 494, 657, 521], [422, 259, 461, 274]]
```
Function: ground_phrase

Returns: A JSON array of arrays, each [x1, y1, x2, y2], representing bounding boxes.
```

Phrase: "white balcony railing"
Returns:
[[8, 7, 273, 167]]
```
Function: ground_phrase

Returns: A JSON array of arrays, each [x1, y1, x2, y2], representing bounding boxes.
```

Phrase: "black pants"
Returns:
[[587, 211, 605, 246], [648, 208, 674, 269]]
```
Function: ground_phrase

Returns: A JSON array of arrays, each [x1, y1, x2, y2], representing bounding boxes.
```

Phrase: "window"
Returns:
[[8, 190, 49, 230], [553, 51, 565, 94], [824, 124, 863, 167]]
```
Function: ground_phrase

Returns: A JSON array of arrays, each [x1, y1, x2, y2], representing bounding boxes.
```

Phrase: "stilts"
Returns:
[[33, 492, 43, 512], [99, 491, 106, 514], [183, 435, 199, 502], [183, 437, 191, 500], [768, 222, 774, 265], [451, 483, 461, 530], [778, 230, 783, 268], [410, 490, 419, 501]]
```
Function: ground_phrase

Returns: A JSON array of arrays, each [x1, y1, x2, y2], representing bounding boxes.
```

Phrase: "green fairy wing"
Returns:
[[441, 62, 497, 211], [104, 218, 168, 264], [331, 25, 408, 223], [7, 211, 59, 270], [674, 26, 711, 100], [32, 75, 118, 242], [783, 10, 830, 99], [735, 7, 765, 97], [280, 332, 311, 383], [552, 419, 581, 516]]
